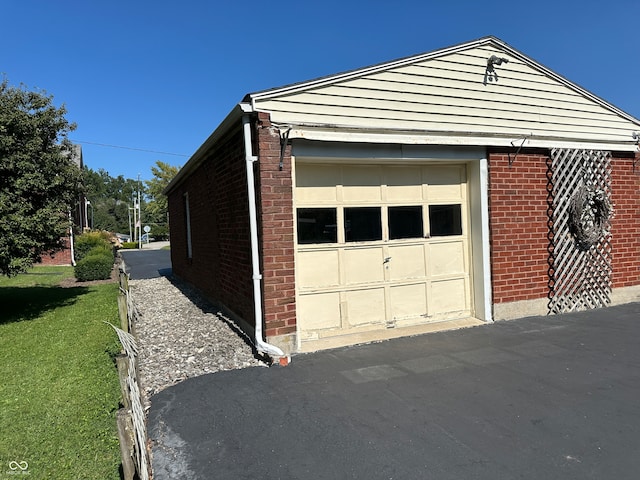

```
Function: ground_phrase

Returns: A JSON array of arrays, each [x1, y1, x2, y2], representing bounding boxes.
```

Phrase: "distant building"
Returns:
[[39, 144, 88, 266]]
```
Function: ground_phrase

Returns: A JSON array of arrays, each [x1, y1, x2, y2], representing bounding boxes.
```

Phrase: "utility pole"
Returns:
[[132, 195, 137, 243], [137, 174, 142, 249], [128, 205, 132, 241]]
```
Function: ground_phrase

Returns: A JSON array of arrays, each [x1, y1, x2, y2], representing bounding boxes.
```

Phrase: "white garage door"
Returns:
[[294, 163, 472, 342]]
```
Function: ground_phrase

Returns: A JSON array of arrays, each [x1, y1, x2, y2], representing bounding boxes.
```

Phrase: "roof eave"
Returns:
[[285, 125, 640, 153], [164, 103, 249, 195]]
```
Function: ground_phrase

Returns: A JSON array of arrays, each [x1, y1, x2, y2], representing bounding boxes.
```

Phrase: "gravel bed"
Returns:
[[129, 275, 266, 400]]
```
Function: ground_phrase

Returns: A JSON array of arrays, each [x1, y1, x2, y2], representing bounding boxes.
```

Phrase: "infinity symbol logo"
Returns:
[[8, 461, 28, 471]]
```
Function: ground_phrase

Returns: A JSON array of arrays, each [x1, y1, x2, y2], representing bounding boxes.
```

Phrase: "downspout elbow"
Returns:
[[242, 110, 288, 363]]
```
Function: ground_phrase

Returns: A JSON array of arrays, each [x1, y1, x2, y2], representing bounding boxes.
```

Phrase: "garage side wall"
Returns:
[[489, 150, 640, 319], [255, 112, 297, 351], [167, 124, 256, 327]]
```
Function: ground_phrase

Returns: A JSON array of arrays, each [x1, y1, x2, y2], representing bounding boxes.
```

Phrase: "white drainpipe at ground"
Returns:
[[241, 106, 287, 362]]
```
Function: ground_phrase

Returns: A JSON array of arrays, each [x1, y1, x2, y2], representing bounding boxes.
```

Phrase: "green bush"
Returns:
[[120, 242, 138, 249], [75, 231, 113, 262], [74, 254, 114, 281], [87, 245, 115, 259]]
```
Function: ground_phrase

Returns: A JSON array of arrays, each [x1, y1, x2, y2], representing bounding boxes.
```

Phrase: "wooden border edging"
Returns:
[[111, 267, 150, 480], [117, 409, 136, 480]]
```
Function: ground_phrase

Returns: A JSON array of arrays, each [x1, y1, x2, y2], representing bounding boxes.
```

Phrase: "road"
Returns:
[[120, 244, 171, 280]]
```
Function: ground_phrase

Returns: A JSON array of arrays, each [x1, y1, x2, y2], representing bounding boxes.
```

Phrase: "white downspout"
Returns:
[[242, 110, 286, 359]]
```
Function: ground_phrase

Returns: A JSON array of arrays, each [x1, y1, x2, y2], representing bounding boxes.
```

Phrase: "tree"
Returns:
[[0, 79, 82, 276], [83, 166, 140, 233], [144, 160, 179, 238]]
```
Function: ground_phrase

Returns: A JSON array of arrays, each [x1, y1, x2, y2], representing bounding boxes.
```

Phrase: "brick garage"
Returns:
[[165, 37, 640, 357]]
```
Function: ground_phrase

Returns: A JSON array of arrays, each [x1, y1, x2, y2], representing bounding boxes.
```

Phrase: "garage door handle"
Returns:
[[384, 257, 392, 264]]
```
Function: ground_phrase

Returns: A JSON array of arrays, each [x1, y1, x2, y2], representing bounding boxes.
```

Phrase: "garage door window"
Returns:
[[345, 207, 382, 242], [389, 206, 423, 240], [429, 204, 462, 236], [297, 208, 337, 244]]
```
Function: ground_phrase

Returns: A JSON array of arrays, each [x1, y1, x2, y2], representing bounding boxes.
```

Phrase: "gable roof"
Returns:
[[167, 36, 640, 195], [247, 36, 640, 151]]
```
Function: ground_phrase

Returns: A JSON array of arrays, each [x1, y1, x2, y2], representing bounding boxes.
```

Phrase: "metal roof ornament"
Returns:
[[484, 55, 509, 85]]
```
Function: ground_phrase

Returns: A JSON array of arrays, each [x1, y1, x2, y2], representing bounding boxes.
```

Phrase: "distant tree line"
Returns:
[[83, 161, 179, 240]]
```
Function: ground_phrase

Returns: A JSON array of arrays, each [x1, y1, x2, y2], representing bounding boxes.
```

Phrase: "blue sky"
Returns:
[[4, 0, 639, 182]]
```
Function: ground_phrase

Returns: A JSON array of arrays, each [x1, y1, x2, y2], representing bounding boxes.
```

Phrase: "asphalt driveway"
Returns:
[[120, 247, 171, 280], [148, 302, 640, 480]]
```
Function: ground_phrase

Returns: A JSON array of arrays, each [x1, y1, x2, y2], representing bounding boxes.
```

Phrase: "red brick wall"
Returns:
[[166, 113, 299, 340], [488, 150, 551, 304], [489, 150, 640, 305], [39, 237, 73, 266], [610, 154, 640, 288], [255, 112, 297, 339], [167, 123, 256, 325]]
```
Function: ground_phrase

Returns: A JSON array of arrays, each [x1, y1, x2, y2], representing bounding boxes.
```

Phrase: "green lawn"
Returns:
[[0, 266, 122, 479]]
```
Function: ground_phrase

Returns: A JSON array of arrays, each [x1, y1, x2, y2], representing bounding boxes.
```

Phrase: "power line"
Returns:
[[70, 139, 189, 157]]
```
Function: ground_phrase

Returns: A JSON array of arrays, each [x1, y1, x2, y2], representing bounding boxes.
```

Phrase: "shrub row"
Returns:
[[75, 231, 114, 263], [74, 253, 114, 281], [74, 232, 115, 281]]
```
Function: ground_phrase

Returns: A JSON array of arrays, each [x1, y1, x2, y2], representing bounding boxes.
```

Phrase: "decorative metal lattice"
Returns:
[[548, 148, 613, 314]]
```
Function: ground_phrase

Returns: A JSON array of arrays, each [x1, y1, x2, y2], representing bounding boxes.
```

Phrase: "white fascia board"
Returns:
[[287, 127, 639, 153], [164, 104, 245, 194]]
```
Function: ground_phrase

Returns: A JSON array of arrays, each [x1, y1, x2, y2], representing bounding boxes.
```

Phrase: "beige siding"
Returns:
[[254, 46, 638, 145]]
